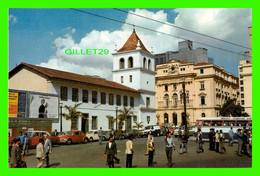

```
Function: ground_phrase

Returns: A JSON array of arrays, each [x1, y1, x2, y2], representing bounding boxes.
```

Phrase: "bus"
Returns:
[[194, 117, 252, 139]]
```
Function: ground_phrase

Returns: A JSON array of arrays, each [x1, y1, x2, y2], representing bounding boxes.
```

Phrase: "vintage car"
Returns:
[[85, 130, 99, 142], [8, 131, 60, 147], [59, 130, 88, 144]]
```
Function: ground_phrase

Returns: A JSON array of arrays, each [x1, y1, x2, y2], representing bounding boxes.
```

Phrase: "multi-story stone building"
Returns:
[[155, 59, 239, 126], [155, 40, 214, 66], [238, 27, 252, 116]]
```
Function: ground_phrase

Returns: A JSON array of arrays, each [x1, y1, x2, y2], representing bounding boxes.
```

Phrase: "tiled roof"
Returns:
[[117, 30, 150, 53], [195, 62, 211, 66], [9, 63, 140, 93]]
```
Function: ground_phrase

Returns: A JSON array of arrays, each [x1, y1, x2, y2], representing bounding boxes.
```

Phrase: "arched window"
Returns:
[[173, 93, 178, 106], [143, 57, 146, 68], [164, 113, 169, 124], [128, 57, 133, 68], [173, 113, 177, 126], [164, 94, 169, 107], [148, 59, 151, 70], [119, 58, 124, 69], [202, 113, 206, 117]]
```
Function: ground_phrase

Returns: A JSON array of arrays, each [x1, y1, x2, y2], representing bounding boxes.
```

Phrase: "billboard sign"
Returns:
[[8, 92, 18, 117], [29, 93, 59, 119]]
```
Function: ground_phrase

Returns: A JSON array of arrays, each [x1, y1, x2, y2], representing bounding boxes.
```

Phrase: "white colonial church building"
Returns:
[[9, 29, 156, 133], [112, 29, 156, 128]]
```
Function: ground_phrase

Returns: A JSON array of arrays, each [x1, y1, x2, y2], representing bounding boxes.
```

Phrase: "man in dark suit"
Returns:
[[10, 138, 22, 168], [104, 136, 117, 168]]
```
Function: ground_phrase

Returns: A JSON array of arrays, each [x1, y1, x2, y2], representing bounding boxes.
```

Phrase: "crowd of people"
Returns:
[[9, 126, 252, 168], [9, 131, 52, 168]]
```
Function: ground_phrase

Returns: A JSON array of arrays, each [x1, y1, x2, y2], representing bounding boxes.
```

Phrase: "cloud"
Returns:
[[40, 8, 252, 80], [9, 14, 17, 24]]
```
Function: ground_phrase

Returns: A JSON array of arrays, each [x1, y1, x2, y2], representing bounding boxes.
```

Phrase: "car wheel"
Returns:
[[89, 137, 93, 142], [157, 132, 160, 137], [122, 135, 125, 139], [102, 136, 106, 141], [66, 139, 72, 145], [84, 138, 88, 144]]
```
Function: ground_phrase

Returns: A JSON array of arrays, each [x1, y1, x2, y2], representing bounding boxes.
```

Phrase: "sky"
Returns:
[[9, 8, 252, 80]]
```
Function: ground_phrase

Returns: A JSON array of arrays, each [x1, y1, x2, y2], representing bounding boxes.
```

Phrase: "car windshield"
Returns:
[[59, 131, 73, 136]]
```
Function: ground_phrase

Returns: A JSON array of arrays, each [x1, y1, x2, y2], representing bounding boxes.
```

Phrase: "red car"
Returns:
[[8, 131, 60, 147], [59, 130, 88, 145]]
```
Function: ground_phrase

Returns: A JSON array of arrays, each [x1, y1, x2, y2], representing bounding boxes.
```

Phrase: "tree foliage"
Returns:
[[133, 121, 144, 130], [62, 103, 83, 120], [117, 106, 134, 130], [220, 99, 250, 117]]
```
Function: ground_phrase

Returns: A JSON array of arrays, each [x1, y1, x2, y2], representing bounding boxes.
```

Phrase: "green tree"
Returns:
[[106, 115, 116, 130], [117, 106, 134, 131], [220, 99, 250, 117], [133, 121, 144, 130], [62, 103, 83, 130]]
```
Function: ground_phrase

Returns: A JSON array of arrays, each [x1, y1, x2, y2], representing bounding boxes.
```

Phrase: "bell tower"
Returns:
[[112, 29, 156, 127]]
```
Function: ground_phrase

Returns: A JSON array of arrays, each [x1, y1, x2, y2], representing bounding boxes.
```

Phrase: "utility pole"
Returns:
[[115, 107, 118, 130], [182, 78, 188, 130], [60, 103, 63, 132]]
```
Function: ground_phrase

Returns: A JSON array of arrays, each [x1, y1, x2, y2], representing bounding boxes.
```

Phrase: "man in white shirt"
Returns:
[[125, 135, 134, 168]]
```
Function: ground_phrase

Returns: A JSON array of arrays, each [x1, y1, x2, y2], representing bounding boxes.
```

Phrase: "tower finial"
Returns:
[[133, 25, 135, 32]]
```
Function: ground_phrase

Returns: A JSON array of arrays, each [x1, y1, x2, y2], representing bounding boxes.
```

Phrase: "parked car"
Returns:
[[141, 125, 162, 137], [86, 130, 100, 142], [173, 126, 195, 137], [8, 131, 60, 147], [59, 130, 88, 144]]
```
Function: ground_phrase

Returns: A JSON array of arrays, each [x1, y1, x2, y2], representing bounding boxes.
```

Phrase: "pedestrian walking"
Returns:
[[219, 130, 226, 154], [215, 130, 220, 153], [10, 138, 22, 168], [145, 131, 154, 155], [208, 128, 215, 151], [36, 138, 45, 168], [104, 136, 118, 168], [98, 127, 103, 145], [147, 135, 155, 166], [237, 129, 243, 156], [242, 128, 249, 155], [165, 132, 175, 167], [180, 130, 189, 154], [248, 130, 252, 157], [18, 131, 24, 151], [228, 127, 234, 147], [125, 135, 134, 168], [23, 133, 30, 156], [196, 129, 204, 153], [43, 134, 52, 168]]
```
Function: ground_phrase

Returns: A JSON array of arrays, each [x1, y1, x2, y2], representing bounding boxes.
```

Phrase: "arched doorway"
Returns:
[[164, 113, 169, 124]]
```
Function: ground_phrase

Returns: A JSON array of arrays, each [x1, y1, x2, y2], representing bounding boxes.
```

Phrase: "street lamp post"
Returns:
[[60, 103, 63, 132], [182, 78, 188, 130], [115, 107, 118, 130]]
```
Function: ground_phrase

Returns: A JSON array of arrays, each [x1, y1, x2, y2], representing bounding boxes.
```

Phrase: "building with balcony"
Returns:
[[155, 59, 239, 126]]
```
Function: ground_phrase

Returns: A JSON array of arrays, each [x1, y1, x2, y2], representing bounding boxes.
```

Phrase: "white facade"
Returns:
[[49, 80, 140, 132], [112, 47, 156, 127]]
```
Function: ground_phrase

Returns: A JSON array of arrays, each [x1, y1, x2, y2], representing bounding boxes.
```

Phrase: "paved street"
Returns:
[[22, 136, 251, 168]]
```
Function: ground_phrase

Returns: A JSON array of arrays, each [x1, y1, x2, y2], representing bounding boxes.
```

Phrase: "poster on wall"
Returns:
[[29, 93, 59, 119], [8, 91, 27, 118], [8, 92, 18, 117]]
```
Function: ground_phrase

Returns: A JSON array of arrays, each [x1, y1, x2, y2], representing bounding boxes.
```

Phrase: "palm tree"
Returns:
[[62, 103, 83, 130], [133, 121, 144, 130], [117, 106, 134, 131], [106, 115, 116, 130]]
